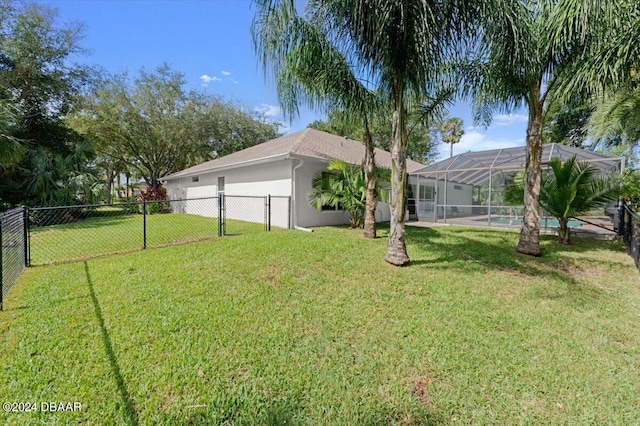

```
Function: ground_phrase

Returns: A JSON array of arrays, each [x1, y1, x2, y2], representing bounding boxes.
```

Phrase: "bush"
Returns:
[[138, 187, 170, 214]]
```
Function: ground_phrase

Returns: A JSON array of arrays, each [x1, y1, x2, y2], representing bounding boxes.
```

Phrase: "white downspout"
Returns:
[[292, 159, 313, 232]]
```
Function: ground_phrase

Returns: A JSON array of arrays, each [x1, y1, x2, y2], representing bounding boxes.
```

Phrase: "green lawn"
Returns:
[[1, 225, 639, 424], [29, 210, 264, 265]]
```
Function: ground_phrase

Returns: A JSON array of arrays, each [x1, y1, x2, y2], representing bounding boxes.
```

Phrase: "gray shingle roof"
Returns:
[[163, 128, 425, 180]]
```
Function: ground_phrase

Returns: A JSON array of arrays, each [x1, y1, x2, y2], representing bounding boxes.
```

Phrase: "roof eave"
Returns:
[[161, 153, 291, 181]]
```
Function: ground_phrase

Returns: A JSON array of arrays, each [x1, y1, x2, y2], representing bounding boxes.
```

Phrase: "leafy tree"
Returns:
[[542, 97, 593, 148], [23, 142, 105, 206], [0, 1, 93, 155], [439, 117, 464, 158], [252, 0, 382, 238], [464, 1, 614, 256], [505, 157, 621, 245], [71, 64, 279, 189], [309, 159, 388, 228], [309, 105, 447, 165], [0, 100, 23, 168], [622, 169, 640, 209]]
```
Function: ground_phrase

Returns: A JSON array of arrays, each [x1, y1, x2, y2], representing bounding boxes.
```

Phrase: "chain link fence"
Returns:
[[1, 208, 26, 310], [26, 195, 291, 266]]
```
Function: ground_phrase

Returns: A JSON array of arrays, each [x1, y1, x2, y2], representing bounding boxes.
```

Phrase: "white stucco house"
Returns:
[[161, 128, 425, 229]]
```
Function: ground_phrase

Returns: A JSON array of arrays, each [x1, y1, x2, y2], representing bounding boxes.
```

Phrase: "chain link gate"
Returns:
[[0, 208, 27, 310]]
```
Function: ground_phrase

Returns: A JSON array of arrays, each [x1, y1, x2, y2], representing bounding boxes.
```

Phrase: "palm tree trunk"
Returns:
[[516, 87, 543, 257], [363, 126, 377, 238], [386, 89, 410, 266], [557, 218, 571, 244]]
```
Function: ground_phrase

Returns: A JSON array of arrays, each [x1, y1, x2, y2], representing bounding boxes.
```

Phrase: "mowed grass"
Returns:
[[1, 225, 639, 425], [29, 212, 264, 265]]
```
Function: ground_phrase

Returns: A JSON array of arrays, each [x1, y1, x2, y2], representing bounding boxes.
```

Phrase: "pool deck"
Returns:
[[407, 215, 619, 240]]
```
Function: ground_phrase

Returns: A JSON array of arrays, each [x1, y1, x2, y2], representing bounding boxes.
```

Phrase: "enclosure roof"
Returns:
[[413, 144, 624, 186], [163, 128, 425, 180]]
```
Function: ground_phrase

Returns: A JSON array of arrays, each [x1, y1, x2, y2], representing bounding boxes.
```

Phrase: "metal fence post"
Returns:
[[618, 201, 625, 237], [23, 207, 30, 267], [143, 201, 147, 249], [1, 219, 4, 311], [267, 195, 272, 232], [218, 194, 223, 237]]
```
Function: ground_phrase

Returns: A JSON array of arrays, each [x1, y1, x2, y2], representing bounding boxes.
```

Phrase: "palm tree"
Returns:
[[310, 159, 390, 228], [316, 0, 477, 265], [589, 85, 640, 152], [0, 100, 24, 169], [252, 0, 382, 238], [464, 1, 614, 256], [439, 117, 464, 158], [504, 157, 622, 244], [543, 157, 620, 244]]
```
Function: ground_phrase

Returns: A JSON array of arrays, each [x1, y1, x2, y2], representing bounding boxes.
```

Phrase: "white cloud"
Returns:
[[221, 70, 231, 76], [494, 113, 528, 126], [199, 74, 221, 86], [254, 103, 281, 117]]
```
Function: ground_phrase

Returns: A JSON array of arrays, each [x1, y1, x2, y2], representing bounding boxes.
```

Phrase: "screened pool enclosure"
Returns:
[[407, 144, 625, 230]]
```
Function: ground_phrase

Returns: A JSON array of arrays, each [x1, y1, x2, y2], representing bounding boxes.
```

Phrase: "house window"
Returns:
[[321, 203, 344, 211], [217, 176, 225, 193], [191, 176, 199, 183]]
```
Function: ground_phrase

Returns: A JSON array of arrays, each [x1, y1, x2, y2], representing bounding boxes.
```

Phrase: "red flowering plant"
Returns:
[[138, 187, 170, 214]]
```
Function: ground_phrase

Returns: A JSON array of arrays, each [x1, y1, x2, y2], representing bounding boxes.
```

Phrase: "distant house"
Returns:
[[162, 128, 425, 228]]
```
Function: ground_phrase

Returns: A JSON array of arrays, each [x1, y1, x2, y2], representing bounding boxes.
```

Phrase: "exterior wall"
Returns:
[[294, 159, 350, 228], [166, 158, 392, 230], [165, 160, 292, 229], [293, 159, 392, 228]]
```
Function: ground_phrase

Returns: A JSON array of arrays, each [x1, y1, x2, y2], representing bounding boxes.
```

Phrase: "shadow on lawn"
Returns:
[[29, 213, 138, 234], [84, 261, 139, 426], [404, 227, 610, 305]]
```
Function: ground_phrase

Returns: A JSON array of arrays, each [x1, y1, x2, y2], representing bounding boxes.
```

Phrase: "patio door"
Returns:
[[418, 185, 436, 217]]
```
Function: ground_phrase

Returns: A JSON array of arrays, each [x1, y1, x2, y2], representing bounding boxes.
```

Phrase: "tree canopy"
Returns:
[[70, 64, 280, 189]]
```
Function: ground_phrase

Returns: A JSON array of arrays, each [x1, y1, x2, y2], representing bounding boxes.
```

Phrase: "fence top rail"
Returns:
[[30, 202, 139, 211], [222, 194, 269, 199], [0, 207, 25, 219], [163, 196, 219, 202], [625, 204, 640, 221]]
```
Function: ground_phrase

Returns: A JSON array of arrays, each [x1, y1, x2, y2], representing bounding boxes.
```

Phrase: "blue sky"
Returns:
[[44, 0, 528, 162]]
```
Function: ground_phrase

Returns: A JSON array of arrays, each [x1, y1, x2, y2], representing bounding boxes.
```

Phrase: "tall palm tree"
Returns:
[[439, 117, 465, 158], [252, 0, 382, 238], [316, 0, 476, 265], [464, 1, 613, 256]]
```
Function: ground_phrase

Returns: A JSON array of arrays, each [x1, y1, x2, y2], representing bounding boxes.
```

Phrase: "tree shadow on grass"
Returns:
[[30, 213, 139, 234], [404, 227, 609, 306], [84, 261, 139, 426]]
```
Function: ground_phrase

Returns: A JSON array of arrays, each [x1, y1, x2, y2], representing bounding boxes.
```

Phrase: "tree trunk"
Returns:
[[362, 127, 377, 238], [557, 218, 571, 244], [516, 85, 543, 257], [385, 88, 410, 266]]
